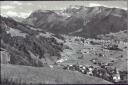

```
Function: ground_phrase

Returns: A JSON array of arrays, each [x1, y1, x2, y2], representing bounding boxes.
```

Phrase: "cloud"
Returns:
[[26, 3, 32, 6], [88, 3, 102, 7], [19, 12, 30, 18], [1, 5, 15, 10], [13, 1, 22, 6], [6, 11, 18, 17], [123, 8, 127, 10], [88, 3, 126, 10], [4, 11, 30, 18]]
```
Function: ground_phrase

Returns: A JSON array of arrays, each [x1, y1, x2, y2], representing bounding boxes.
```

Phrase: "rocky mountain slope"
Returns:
[[0, 16, 64, 67], [23, 6, 127, 38]]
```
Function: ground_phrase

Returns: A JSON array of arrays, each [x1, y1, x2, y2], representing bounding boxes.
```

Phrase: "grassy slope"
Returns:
[[1, 64, 112, 84]]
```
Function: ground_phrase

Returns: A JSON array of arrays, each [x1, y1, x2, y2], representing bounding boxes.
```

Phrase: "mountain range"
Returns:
[[23, 6, 127, 38]]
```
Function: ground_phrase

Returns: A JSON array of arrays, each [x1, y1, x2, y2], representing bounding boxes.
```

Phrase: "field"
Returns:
[[1, 64, 112, 85]]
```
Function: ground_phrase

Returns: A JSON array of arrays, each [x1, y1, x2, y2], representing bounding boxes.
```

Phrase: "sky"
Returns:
[[0, 1, 127, 18]]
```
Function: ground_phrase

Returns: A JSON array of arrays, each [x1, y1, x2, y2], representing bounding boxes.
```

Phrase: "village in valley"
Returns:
[[56, 35, 128, 83]]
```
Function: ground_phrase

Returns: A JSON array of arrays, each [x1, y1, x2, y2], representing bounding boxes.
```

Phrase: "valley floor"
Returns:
[[57, 35, 128, 83], [59, 35, 128, 71]]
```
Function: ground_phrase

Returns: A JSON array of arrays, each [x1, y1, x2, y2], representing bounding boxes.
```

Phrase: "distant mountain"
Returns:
[[0, 15, 64, 66], [23, 6, 127, 38]]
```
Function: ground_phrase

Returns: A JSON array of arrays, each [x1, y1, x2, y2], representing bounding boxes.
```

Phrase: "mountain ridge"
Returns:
[[23, 6, 127, 38]]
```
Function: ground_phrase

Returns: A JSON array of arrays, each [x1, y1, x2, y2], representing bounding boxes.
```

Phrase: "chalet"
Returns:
[[1, 49, 10, 64]]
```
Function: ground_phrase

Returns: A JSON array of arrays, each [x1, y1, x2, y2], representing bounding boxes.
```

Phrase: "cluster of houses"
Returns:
[[68, 35, 128, 47], [62, 63, 127, 83]]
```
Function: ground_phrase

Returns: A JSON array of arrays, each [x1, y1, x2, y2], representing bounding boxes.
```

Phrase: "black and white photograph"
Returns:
[[0, 0, 128, 84]]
